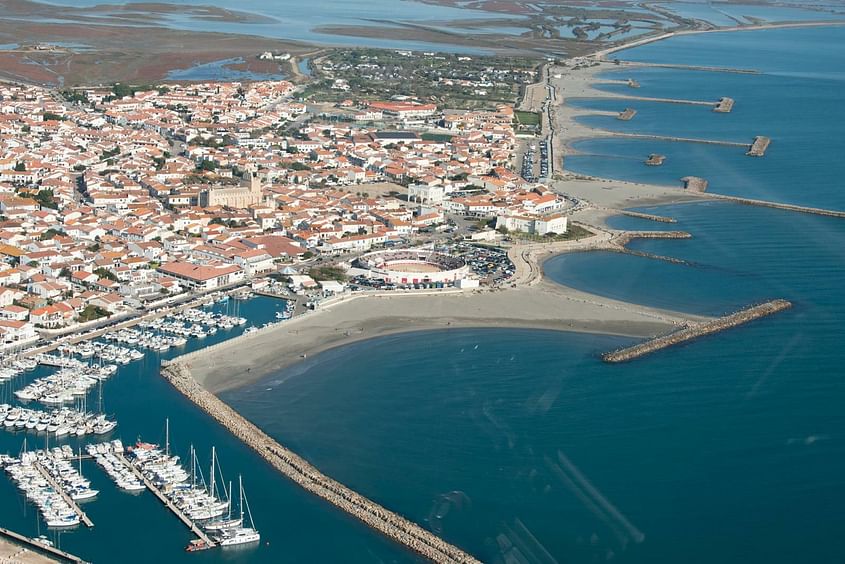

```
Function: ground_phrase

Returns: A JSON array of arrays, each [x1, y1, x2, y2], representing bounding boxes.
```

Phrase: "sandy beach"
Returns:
[[191, 270, 706, 393], [177, 20, 845, 395]]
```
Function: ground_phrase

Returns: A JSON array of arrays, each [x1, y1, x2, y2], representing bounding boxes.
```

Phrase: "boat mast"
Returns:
[[240, 474, 256, 530], [227, 480, 233, 520], [209, 446, 216, 499]]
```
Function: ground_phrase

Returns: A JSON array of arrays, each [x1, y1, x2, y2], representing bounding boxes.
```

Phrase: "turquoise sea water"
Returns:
[[215, 25, 845, 564], [566, 26, 845, 209]]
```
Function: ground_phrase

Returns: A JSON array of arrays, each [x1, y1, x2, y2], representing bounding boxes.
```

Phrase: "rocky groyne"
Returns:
[[160, 363, 480, 564], [713, 97, 734, 113], [617, 108, 637, 121], [603, 299, 792, 362], [747, 135, 770, 157], [645, 153, 665, 166], [682, 176, 709, 192]]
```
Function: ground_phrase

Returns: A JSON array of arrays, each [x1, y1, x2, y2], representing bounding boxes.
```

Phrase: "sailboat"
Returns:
[[203, 480, 242, 532], [214, 475, 259, 546]]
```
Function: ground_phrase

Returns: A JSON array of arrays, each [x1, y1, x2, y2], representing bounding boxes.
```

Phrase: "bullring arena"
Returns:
[[355, 249, 470, 285]]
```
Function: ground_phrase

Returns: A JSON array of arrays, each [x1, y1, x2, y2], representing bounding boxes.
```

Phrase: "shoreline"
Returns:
[[186, 226, 705, 394], [189, 274, 702, 394]]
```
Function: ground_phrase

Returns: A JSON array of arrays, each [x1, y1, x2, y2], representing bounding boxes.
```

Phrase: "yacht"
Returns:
[[214, 475, 259, 547]]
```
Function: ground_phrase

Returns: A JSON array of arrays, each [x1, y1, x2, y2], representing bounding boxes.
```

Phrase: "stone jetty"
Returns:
[[603, 299, 792, 363], [619, 210, 677, 223], [617, 108, 637, 121], [747, 136, 770, 156], [713, 97, 734, 113], [645, 153, 665, 166], [613, 230, 691, 246], [160, 362, 480, 564], [682, 176, 709, 192]]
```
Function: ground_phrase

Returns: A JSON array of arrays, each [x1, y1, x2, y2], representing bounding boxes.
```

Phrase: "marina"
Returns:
[[0, 295, 319, 563], [3, 447, 96, 529]]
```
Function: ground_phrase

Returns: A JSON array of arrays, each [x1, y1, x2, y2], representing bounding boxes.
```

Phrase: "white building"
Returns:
[[495, 212, 568, 236]]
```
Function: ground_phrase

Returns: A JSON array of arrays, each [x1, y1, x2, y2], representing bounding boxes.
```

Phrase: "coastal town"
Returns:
[[0, 69, 589, 351], [0, 0, 840, 559]]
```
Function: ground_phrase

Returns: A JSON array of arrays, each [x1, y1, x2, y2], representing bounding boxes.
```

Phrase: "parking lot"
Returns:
[[446, 242, 514, 285]]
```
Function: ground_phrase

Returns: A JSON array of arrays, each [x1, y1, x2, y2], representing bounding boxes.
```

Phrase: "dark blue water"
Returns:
[[219, 25, 845, 564], [566, 26, 845, 209], [0, 296, 416, 563]]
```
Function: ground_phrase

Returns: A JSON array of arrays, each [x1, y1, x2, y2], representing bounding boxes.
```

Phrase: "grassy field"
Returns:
[[514, 110, 541, 126]]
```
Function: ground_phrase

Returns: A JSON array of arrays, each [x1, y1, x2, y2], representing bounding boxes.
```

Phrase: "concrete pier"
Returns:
[[0, 527, 85, 563], [32, 463, 93, 528], [617, 108, 637, 121], [681, 176, 709, 192], [113, 453, 215, 548], [160, 362, 480, 564], [603, 299, 792, 362], [714, 97, 734, 113], [645, 153, 665, 166], [747, 136, 770, 156]]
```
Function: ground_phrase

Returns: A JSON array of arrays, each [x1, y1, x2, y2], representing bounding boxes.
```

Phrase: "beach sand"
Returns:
[[192, 277, 705, 393], [185, 60, 714, 395]]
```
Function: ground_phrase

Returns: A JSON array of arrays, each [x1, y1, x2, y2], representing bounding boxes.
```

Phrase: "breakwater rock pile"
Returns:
[[161, 362, 480, 564], [645, 153, 665, 166], [713, 97, 734, 113], [603, 299, 792, 363], [617, 108, 637, 121], [747, 135, 771, 157]]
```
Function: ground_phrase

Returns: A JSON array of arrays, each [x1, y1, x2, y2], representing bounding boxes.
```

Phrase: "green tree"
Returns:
[[94, 267, 118, 282]]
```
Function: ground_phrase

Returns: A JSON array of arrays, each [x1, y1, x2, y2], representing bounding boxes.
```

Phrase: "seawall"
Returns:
[[603, 299, 792, 362], [159, 362, 480, 564]]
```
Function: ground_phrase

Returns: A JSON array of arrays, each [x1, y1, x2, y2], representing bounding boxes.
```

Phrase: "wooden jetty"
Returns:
[[713, 97, 734, 113], [617, 108, 637, 121], [645, 153, 665, 166], [603, 299, 792, 363], [747, 135, 770, 156], [681, 176, 709, 192], [31, 463, 93, 528], [113, 453, 215, 548], [160, 362, 480, 564], [0, 526, 87, 563]]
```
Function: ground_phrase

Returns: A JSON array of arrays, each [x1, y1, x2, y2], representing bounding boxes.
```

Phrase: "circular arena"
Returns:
[[356, 250, 469, 285]]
